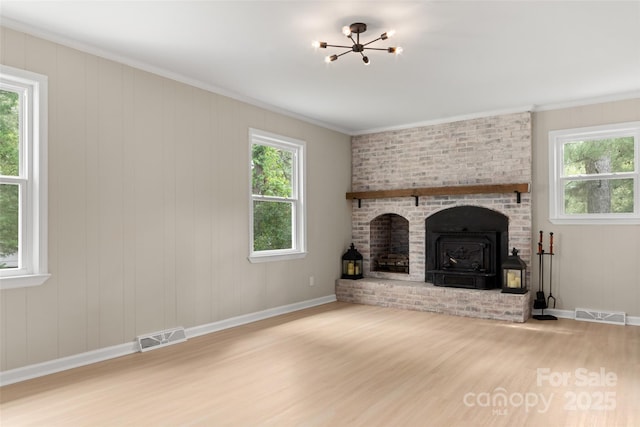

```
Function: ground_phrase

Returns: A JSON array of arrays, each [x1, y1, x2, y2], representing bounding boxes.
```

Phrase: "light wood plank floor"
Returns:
[[1, 302, 639, 426]]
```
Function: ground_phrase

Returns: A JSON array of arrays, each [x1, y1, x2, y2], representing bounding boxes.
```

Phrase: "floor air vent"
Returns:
[[574, 308, 626, 326], [137, 327, 187, 352]]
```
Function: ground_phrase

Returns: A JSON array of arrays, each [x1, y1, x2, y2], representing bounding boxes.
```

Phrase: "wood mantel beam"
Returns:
[[346, 183, 530, 201]]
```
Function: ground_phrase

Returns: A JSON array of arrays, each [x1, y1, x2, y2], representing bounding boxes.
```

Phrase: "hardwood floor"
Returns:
[[1, 302, 639, 426]]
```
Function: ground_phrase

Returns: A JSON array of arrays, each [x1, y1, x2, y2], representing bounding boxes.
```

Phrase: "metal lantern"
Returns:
[[341, 243, 363, 280], [502, 248, 527, 294]]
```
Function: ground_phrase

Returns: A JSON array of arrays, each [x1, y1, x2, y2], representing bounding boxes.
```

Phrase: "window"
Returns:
[[0, 65, 50, 289], [549, 121, 640, 224], [249, 128, 306, 262]]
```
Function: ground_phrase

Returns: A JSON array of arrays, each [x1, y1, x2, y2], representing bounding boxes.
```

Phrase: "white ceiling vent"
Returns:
[[137, 327, 187, 352], [574, 308, 626, 326]]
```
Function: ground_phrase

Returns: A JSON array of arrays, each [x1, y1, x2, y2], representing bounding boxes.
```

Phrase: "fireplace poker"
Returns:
[[547, 232, 556, 308], [533, 231, 557, 320]]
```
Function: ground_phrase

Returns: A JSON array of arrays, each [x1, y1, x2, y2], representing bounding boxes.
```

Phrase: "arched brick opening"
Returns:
[[370, 213, 410, 274]]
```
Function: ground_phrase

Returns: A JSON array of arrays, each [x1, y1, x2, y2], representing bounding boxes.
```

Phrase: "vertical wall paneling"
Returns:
[[174, 84, 196, 328], [121, 67, 137, 341], [85, 55, 100, 350], [161, 79, 178, 330], [0, 291, 27, 371], [132, 71, 166, 336], [193, 88, 213, 326], [0, 26, 352, 371], [215, 97, 241, 320], [56, 46, 89, 357], [0, 27, 26, 66], [208, 93, 221, 323], [97, 59, 126, 347]]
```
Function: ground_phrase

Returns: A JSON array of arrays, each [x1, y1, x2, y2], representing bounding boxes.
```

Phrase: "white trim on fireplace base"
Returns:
[[0, 294, 337, 386]]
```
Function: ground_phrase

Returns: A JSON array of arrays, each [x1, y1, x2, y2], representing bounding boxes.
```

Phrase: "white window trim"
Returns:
[[248, 128, 307, 263], [549, 121, 640, 225], [0, 65, 50, 289]]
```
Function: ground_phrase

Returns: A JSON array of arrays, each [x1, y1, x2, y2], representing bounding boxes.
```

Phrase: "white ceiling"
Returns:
[[1, 1, 639, 135]]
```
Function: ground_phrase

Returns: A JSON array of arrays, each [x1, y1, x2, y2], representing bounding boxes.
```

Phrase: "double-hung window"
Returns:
[[0, 65, 50, 289], [549, 121, 639, 224], [249, 129, 306, 262]]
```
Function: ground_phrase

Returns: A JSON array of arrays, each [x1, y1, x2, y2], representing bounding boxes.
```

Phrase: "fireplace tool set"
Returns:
[[533, 231, 558, 321]]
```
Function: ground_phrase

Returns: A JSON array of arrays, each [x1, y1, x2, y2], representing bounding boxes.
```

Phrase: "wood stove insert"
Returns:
[[426, 206, 508, 290]]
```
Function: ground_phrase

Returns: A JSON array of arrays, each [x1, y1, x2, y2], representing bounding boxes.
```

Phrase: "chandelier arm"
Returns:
[[325, 44, 354, 49], [362, 47, 390, 51], [361, 37, 383, 47], [336, 50, 353, 58]]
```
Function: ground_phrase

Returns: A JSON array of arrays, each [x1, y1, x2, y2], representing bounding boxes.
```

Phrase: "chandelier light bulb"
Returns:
[[342, 26, 352, 36], [363, 56, 370, 65], [312, 41, 320, 48], [381, 29, 396, 40], [388, 46, 403, 55], [325, 54, 338, 63]]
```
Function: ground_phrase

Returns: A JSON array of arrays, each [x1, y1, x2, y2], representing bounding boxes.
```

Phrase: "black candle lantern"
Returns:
[[502, 248, 527, 294], [341, 243, 363, 279]]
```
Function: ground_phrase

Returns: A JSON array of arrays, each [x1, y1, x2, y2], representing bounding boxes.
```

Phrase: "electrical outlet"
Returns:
[[309, 276, 315, 286]]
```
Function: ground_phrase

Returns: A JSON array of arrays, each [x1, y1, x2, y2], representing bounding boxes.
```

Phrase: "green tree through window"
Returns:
[[0, 89, 20, 263], [563, 137, 634, 214], [251, 144, 294, 251]]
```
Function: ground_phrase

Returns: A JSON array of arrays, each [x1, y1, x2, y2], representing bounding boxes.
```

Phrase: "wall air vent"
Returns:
[[574, 308, 626, 326], [137, 327, 187, 352]]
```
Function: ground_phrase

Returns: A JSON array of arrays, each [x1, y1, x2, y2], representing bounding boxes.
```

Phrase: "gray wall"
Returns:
[[532, 99, 640, 316], [0, 27, 352, 371]]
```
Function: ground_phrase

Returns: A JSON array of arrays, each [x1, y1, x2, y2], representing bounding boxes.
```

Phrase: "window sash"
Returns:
[[561, 177, 635, 216], [549, 122, 640, 224], [252, 199, 295, 252], [0, 65, 50, 288]]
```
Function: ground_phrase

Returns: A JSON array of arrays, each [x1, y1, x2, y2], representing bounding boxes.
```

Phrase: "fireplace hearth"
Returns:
[[426, 206, 508, 290]]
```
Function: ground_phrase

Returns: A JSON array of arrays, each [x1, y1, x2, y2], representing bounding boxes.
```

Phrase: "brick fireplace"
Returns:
[[336, 112, 533, 322]]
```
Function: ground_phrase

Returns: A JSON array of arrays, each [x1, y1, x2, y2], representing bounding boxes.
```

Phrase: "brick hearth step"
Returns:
[[336, 278, 532, 322]]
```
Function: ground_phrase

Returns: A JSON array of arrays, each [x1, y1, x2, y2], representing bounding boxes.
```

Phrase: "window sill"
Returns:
[[550, 217, 640, 225], [0, 273, 51, 290], [248, 251, 308, 264]]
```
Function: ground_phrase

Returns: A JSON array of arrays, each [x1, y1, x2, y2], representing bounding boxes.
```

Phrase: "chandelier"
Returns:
[[312, 22, 403, 65]]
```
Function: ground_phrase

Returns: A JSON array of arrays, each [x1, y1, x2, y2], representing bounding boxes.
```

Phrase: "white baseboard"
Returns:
[[0, 294, 337, 386], [531, 308, 640, 326], [186, 294, 337, 338]]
